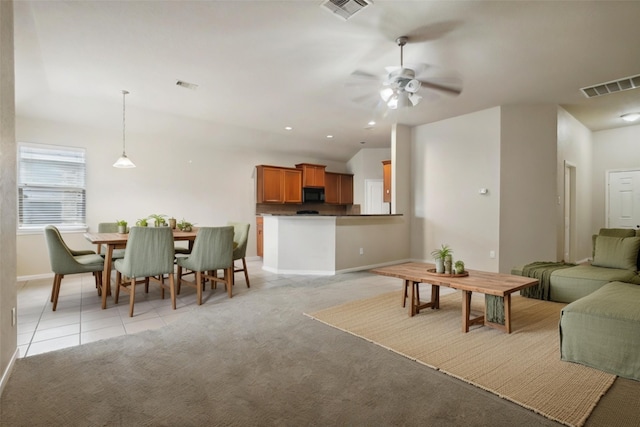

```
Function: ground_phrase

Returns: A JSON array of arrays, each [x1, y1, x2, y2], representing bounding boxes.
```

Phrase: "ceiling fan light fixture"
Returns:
[[621, 112, 640, 122], [380, 87, 394, 102], [409, 93, 422, 106], [405, 79, 421, 93]]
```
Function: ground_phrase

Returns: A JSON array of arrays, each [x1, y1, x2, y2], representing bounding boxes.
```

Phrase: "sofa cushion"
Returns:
[[592, 235, 640, 271], [592, 228, 637, 258], [549, 264, 640, 303]]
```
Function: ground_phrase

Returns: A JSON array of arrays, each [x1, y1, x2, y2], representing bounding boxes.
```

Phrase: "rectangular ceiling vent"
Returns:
[[580, 74, 640, 98], [320, 0, 372, 21]]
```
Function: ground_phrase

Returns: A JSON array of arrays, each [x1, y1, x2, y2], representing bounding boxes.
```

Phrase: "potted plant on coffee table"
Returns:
[[454, 260, 465, 275], [135, 218, 148, 227], [430, 244, 453, 274]]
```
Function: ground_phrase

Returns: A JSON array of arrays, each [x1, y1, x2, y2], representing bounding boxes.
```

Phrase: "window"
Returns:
[[18, 143, 87, 232]]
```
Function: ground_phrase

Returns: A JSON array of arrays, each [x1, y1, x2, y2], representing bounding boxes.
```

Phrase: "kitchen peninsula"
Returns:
[[261, 214, 407, 275]]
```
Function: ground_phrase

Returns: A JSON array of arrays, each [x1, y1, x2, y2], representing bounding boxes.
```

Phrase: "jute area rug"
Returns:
[[306, 291, 616, 427]]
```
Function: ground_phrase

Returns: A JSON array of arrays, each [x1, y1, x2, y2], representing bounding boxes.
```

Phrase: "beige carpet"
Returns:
[[306, 290, 616, 427]]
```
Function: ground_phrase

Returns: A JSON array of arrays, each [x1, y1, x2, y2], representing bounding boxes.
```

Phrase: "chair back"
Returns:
[[44, 225, 84, 274], [119, 227, 175, 278], [228, 222, 250, 260], [186, 226, 234, 271], [98, 222, 118, 233]]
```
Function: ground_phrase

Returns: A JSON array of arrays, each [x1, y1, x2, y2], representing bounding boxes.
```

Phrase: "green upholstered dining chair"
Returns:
[[228, 221, 251, 287], [176, 226, 234, 304], [97, 222, 126, 260], [44, 225, 105, 311], [113, 226, 176, 317]]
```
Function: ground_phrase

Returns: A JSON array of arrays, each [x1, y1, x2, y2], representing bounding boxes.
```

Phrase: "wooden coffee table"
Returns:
[[371, 262, 539, 333]]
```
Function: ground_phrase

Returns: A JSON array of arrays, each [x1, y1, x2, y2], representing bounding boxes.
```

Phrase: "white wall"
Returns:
[[347, 147, 391, 208], [499, 105, 558, 272], [411, 108, 501, 271], [16, 115, 350, 277], [557, 107, 593, 262], [592, 124, 640, 231], [0, 0, 17, 394]]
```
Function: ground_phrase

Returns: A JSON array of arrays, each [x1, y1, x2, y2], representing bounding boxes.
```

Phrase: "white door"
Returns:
[[364, 179, 385, 214], [608, 170, 640, 229]]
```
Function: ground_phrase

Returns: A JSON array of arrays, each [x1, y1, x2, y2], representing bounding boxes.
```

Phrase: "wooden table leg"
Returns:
[[430, 284, 440, 309], [409, 281, 416, 316], [402, 279, 409, 308], [504, 293, 512, 334], [462, 290, 471, 332], [101, 245, 114, 309]]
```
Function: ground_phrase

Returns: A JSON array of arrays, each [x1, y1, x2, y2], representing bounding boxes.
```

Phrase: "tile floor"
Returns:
[[16, 259, 286, 358]]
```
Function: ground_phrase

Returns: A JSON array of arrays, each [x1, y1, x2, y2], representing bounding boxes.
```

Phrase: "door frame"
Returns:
[[563, 161, 576, 263]]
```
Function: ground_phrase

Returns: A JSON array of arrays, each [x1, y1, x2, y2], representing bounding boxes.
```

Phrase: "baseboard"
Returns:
[[262, 259, 412, 276], [17, 272, 54, 282], [0, 347, 19, 398]]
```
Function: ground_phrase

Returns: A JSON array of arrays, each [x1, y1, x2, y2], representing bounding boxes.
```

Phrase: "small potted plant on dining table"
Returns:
[[177, 218, 194, 232], [148, 213, 167, 227], [116, 219, 128, 234]]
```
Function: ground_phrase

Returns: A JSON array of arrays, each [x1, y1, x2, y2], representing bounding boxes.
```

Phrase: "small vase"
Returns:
[[435, 258, 445, 274], [444, 255, 452, 274], [169, 218, 177, 229], [117, 225, 127, 234]]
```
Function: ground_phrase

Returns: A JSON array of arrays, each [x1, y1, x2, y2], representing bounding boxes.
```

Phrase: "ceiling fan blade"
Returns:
[[418, 80, 462, 96]]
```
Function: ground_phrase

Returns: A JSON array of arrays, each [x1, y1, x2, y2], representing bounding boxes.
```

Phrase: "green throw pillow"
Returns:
[[592, 236, 640, 271]]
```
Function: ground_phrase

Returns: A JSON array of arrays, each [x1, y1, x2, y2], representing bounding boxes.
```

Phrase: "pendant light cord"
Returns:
[[122, 90, 129, 155]]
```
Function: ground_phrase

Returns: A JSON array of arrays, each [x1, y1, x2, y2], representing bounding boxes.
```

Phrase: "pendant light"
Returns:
[[113, 90, 136, 168]]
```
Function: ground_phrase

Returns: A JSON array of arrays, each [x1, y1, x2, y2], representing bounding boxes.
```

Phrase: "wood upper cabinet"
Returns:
[[325, 172, 353, 205], [256, 165, 302, 204], [295, 163, 326, 188], [382, 160, 391, 203]]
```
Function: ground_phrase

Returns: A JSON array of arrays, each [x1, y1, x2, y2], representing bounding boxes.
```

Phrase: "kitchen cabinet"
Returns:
[[325, 172, 353, 205], [256, 165, 302, 203], [256, 216, 264, 257], [295, 163, 326, 188], [382, 160, 391, 203]]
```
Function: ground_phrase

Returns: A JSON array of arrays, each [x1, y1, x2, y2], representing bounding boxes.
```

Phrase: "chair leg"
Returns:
[[51, 274, 63, 311], [176, 265, 183, 294], [226, 267, 234, 298], [94, 271, 103, 297], [241, 257, 250, 288], [129, 277, 136, 317], [195, 271, 203, 305], [114, 271, 122, 304], [168, 273, 176, 310]]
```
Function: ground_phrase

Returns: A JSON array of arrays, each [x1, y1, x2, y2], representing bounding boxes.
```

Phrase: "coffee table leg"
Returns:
[[430, 284, 440, 309], [462, 290, 471, 332], [504, 293, 512, 334], [410, 281, 416, 317], [402, 279, 409, 308]]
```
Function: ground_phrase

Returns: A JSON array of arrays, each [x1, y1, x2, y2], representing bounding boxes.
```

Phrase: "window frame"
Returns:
[[17, 142, 88, 234]]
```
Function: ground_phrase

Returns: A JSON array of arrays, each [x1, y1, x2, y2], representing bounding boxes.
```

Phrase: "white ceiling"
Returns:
[[13, 1, 640, 163]]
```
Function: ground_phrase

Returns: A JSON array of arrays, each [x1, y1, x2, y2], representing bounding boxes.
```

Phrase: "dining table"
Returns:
[[84, 228, 199, 309]]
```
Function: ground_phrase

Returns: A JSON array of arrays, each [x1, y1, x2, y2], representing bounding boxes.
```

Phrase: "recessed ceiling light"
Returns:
[[326, 135, 334, 139], [621, 113, 640, 122], [368, 120, 376, 126], [285, 126, 293, 131]]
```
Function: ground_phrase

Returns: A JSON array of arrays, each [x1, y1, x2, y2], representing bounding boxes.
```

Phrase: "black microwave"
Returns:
[[303, 187, 325, 203]]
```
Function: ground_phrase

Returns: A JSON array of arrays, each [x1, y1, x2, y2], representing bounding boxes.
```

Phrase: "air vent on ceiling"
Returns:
[[580, 74, 640, 98], [320, 0, 372, 21], [176, 80, 199, 90]]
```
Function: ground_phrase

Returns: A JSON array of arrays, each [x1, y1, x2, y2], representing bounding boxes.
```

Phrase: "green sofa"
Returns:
[[512, 228, 640, 303], [513, 228, 640, 381]]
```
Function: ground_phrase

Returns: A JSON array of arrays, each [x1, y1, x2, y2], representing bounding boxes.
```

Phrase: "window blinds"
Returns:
[[18, 143, 87, 231]]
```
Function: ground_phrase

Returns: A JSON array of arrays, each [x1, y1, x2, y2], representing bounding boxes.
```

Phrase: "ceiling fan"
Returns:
[[350, 36, 462, 111]]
